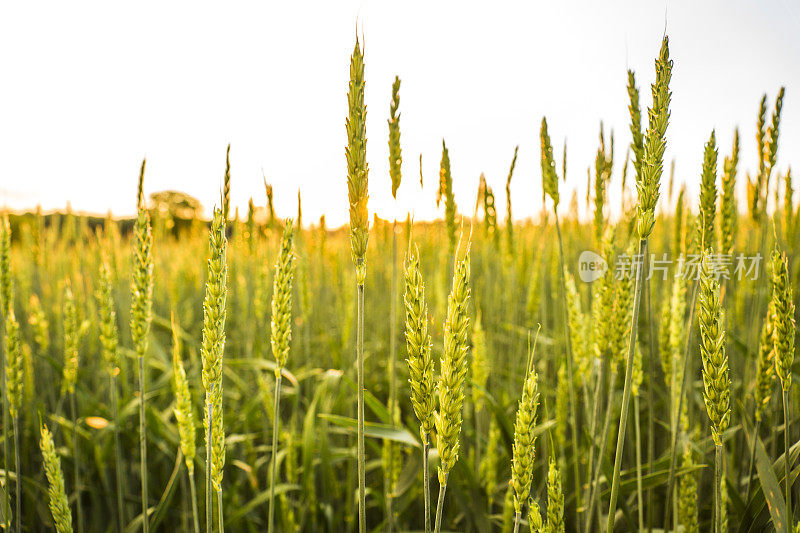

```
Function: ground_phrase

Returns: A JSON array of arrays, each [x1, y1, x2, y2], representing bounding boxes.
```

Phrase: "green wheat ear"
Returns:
[[62, 281, 79, 395], [97, 258, 120, 375], [435, 244, 471, 481], [271, 219, 296, 373], [771, 246, 795, 390], [471, 312, 488, 413], [546, 459, 565, 533], [440, 140, 458, 256], [201, 208, 228, 491], [171, 313, 197, 473], [720, 129, 739, 254], [346, 37, 369, 282], [627, 70, 644, 181], [40, 423, 74, 533], [697, 130, 718, 249], [540, 117, 559, 207], [5, 304, 22, 418], [223, 144, 231, 223], [636, 36, 672, 239], [754, 300, 776, 423], [698, 249, 731, 445], [388, 76, 402, 199], [0, 214, 10, 316], [404, 244, 435, 442], [510, 333, 540, 516]]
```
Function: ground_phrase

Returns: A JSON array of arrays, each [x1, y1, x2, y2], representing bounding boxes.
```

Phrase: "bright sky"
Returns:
[[1, 1, 799, 226]]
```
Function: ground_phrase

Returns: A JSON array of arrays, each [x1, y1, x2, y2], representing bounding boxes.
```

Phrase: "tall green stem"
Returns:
[[634, 394, 644, 532], [268, 374, 282, 533], [111, 374, 125, 531], [138, 355, 148, 533], [1, 323, 8, 532], [782, 389, 791, 523], [583, 358, 604, 514], [357, 282, 366, 533], [433, 474, 448, 533], [423, 441, 431, 533], [12, 415, 20, 533], [645, 261, 656, 533], [217, 489, 224, 533], [206, 399, 213, 533], [606, 238, 647, 532], [554, 212, 583, 528], [714, 444, 723, 533], [512, 511, 521, 533], [71, 390, 84, 533], [188, 469, 200, 533], [586, 367, 618, 533], [386, 222, 397, 532]]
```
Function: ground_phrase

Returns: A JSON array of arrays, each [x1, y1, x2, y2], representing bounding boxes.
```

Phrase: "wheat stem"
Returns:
[[585, 367, 618, 533], [357, 281, 366, 533], [70, 390, 84, 533], [423, 441, 431, 533], [606, 237, 646, 532], [206, 398, 213, 532], [714, 444, 723, 533], [782, 389, 791, 522], [268, 374, 282, 533], [12, 414, 20, 533], [583, 357, 604, 518], [217, 489, 224, 533], [110, 373, 125, 530], [433, 473, 448, 533], [188, 468, 200, 533], [554, 212, 582, 528], [634, 394, 644, 532], [512, 511, 521, 533]]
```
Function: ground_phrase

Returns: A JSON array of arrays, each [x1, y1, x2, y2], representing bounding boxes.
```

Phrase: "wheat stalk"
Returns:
[[96, 257, 125, 530], [541, 116, 582, 527], [346, 35, 369, 533], [130, 159, 153, 533], [608, 36, 672, 532], [698, 249, 731, 533], [268, 220, 295, 533], [62, 279, 84, 532], [384, 76, 403, 531], [771, 246, 794, 521], [404, 242, 434, 532], [201, 208, 228, 532], [434, 244, 471, 533], [4, 298, 22, 533]]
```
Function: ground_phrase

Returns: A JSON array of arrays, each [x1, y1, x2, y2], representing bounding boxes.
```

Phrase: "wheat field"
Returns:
[[0, 34, 799, 533]]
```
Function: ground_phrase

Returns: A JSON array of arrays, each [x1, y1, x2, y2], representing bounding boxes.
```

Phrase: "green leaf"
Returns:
[[228, 484, 301, 523], [747, 430, 788, 533], [318, 414, 420, 448]]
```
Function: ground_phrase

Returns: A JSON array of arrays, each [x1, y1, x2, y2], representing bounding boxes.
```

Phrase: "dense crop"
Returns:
[[0, 34, 799, 533]]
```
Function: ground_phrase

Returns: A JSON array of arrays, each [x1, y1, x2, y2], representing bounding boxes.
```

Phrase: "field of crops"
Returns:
[[0, 34, 799, 533]]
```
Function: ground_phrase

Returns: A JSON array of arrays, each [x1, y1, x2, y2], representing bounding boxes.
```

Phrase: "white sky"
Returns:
[[1, 1, 799, 226]]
